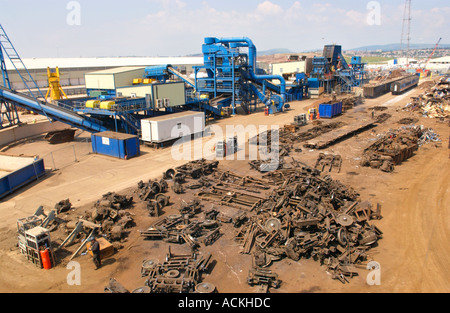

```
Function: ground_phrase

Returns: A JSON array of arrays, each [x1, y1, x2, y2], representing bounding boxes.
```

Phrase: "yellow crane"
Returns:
[[45, 67, 68, 101]]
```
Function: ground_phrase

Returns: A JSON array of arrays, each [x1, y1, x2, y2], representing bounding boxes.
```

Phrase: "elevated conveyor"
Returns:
[[167, 66, 195, 87], [0, 86, 108, 133]]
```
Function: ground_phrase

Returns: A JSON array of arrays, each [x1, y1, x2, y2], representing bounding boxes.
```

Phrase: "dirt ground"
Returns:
[[0, 78, 448, 294]]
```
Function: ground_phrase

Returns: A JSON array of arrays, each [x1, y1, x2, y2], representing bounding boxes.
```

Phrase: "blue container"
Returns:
[[351, 56, 362, 64], [308, 78, 320, 89], [319, 102, 343, 118], [0, 157, 46, 199], [91, 131, 140, 160]]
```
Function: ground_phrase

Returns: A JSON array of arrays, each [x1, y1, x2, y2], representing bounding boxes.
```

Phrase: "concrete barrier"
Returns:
[[0, 120, 71, 147]]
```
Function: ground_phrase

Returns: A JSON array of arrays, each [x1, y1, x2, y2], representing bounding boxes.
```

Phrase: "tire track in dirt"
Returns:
[[378, 148, 449, 292]]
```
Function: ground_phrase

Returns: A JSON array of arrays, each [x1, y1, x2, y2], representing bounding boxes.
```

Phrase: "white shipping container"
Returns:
[[141, 111, 205, 143]]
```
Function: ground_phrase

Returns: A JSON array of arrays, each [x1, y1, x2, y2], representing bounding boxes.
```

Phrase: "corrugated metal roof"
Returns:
[[5, 57, 204, 70]]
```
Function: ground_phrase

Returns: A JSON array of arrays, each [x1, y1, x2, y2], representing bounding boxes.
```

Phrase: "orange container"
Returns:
[[40, 248, 52, 270]]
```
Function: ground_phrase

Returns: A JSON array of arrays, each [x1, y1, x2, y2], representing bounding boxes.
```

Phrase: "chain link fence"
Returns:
[[42, 138, 91, 171]]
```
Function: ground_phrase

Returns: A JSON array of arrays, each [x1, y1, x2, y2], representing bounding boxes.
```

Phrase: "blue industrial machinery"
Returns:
[[309, 45, 366, 94], [192, 37, 302, 115]]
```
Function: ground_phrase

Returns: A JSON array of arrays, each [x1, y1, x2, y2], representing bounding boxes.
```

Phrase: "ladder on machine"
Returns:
[[0, 24, 50, 126]]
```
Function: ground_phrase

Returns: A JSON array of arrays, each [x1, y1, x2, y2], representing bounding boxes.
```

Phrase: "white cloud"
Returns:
[[134, 1, 450, 55], [256, 1, 283, 16]]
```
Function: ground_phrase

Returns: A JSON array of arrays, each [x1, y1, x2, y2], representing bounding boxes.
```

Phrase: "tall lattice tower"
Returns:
[[400, 0, 412, 68]]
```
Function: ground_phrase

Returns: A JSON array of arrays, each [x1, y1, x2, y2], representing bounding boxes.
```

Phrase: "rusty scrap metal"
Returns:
[[143, 247, 212, 293], [314, 153, 342, 173], [45, 129, 76, 144], [361, 126, 423, 172], [175, 159, 219, 179], [404, 78, 450, 119], [247, 266, 281, 290], [229, 160, 382, 283], [140, 200, 221, 248]]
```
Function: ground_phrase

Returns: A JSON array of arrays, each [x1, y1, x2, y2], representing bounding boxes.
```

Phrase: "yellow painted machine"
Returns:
[[45, 67, 68, 101]]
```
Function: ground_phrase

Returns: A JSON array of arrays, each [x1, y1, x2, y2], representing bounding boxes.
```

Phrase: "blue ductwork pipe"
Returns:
[[205, 37, 287, 108], [0, 87, 108, 133]]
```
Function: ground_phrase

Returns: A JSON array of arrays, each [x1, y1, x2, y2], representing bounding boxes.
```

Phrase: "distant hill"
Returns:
[[258, 48, 294, 56], [349, 43, 450, 51]]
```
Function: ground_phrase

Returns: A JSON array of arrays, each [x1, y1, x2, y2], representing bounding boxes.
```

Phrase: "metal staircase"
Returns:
[[0, 24, 108, 133], [0, 24, 50, 122]]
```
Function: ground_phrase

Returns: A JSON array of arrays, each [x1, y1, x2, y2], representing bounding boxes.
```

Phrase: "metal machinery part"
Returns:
[[264, 218, 281, 232], [195, 282, 216, 293], [141, 259, 159, 277], [337, 227, 348, 246], [336, 214, 354, 227], [165, 269, 180, 278], [202, 219, 218, 228], [132, 286, 151, 293]]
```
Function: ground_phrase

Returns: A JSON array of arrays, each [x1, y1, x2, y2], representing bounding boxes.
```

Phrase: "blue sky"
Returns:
[[0, 0, 449, 58]]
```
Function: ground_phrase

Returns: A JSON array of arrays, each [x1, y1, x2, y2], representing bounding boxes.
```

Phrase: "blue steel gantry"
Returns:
[[192, 37, 306, 115], [309, 45, 366, 95]]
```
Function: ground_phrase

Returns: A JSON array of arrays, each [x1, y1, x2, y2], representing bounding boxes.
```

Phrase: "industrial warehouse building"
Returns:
[[271, 57, 313, 78], [426, 56, 450, 72], [4, 57, 203, 92]]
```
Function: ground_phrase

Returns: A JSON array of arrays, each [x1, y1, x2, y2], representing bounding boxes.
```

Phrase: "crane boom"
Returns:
[[425, 37, 442, 66]]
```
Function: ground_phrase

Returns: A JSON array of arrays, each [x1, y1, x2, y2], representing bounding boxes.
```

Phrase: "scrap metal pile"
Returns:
[[77, 192, 134, 242], [314, 153, 342, 173], [136, 178, 170, 217], [101, 151, 386, 293], [404, 77, 450, 119], [141, 247, 213, 293], [105, 248, 214, 293], [249, 121, 346, 158], [233, 161, 382, 284], [139, 202, 223, 249], [168, 158, 383, 286], [360, 126, 423, 172]]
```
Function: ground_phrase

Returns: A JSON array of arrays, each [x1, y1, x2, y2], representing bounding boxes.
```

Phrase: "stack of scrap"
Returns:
[[107, 247, 214, 293], [340, 95, 364, 111], [140, 202, 224, 249], [418, 128, 442, 146], [84, 192, 134, 241], [361, 126, 423, 172], [405, 78, 450, 119], [233, 160, 382, 284], [136, 179, 170, 217], [142, 247, 213, 293], [250, 122, 345, 153], [314, 153, 342, 173]]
